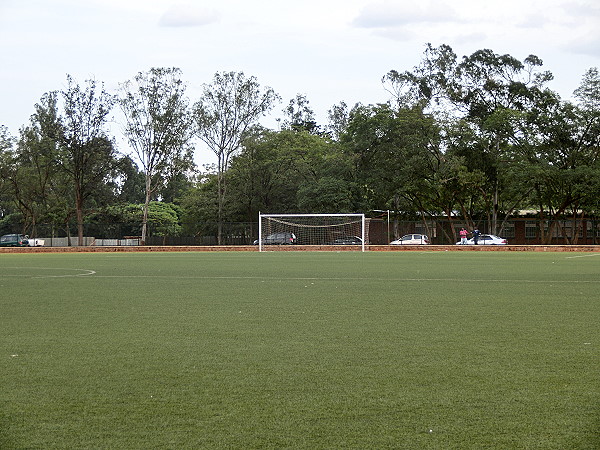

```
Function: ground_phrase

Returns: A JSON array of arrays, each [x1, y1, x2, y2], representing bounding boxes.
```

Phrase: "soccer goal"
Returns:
[[258, 213, 367, 252]]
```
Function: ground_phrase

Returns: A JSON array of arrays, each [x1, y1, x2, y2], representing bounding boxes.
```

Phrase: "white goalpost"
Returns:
[[258, 213, 367, 252]]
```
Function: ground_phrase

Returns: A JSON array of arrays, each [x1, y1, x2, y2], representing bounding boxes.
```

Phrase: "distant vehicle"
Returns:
[[0, 234, 30, 247], [330, 236, 363, 245], [390, 234, 430, 245], [254, 232, 297, 245], [456, 234, 507, 245], [27, 238, 45, 247]]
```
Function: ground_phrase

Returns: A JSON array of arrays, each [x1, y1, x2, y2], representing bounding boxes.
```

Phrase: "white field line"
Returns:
[[85, 275, 600, 283], [2, 267, 96, 278], [565, 253, 600, 259], [2, 265, 597, 283]]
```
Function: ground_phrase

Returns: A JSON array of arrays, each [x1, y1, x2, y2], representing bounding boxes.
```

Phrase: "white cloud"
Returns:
[[563, 32, 600, 58], [562, 0, 600, 19], [159, 4, 220, 27], [353, 0, 459, 28], [452, 32, 488, 46], [554, 1, 600, 57]]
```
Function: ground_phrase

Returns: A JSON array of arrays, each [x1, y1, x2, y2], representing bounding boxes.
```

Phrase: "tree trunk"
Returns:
[[76, 192, 84, 246], [216, 153, 225, 245], [442, 208, 456, 244], [141, 207, 148, 246], [491, 180, 499, 235], [217, 171, 223, 245], [141, 176, 152, 245]]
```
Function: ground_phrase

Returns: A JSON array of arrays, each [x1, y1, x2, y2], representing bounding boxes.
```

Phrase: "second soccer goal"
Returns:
[[258, 213, 367, 251]]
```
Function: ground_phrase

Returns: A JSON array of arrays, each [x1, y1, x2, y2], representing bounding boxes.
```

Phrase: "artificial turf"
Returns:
[[1, 251, 599, 449]]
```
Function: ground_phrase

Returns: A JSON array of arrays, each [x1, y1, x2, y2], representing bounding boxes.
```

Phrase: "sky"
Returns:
[[1, 0, 599, 167]]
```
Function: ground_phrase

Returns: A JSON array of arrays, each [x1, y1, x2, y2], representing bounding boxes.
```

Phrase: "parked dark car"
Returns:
[[0, 234, 30, 247], [254, 232, 297, 245], [330, 236, 363, 245]]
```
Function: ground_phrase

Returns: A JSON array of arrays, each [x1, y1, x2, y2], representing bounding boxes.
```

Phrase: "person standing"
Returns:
[[472, 227, 481, 245], [459, 227, 468, 245]]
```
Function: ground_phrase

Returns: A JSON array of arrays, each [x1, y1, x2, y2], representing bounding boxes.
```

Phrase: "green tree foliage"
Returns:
[[89, 201, 181, 240], [138, 201, 181, 239], [573, 67, 600, 217], [0, 125, 16, 224], [282, 94, 320, 134], [230, 128, 356, 216], [342, 104, 440, 212], [296, 177, 355, 213], [384, 44, 557, 234], [1, 54, 599, 245], [179, 173, 219, 238], [327, 101, 350, 141], [115, 156, 146, 204], [182, 127, 357, 236], [11, 93, 64, 235], [505, 73, 600, 243]]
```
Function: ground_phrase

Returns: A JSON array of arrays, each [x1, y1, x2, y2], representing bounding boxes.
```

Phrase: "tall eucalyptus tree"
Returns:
[[13, 92, 63, 234], [60, 75, 118, 245], [193, 71, 279, 244], [120, 67, 194, 244], [0, 125, 15, 222]]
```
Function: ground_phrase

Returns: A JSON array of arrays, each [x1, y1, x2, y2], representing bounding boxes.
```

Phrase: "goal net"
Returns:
[[258, 213, 367, 251]]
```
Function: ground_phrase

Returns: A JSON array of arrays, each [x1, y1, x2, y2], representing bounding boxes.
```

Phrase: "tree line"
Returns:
[[1, 44, 599, 245]]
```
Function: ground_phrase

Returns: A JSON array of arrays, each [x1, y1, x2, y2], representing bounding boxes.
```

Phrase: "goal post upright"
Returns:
[[361, 213, 365, 252], [258, 212, 262, 252], [258, 213, 367, 252]]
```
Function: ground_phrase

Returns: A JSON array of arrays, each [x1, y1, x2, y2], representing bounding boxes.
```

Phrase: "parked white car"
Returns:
[[390, 234, 430, 245], [456, 234, 507, 245]]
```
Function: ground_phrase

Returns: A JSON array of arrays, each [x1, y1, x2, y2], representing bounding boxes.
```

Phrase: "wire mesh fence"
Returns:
[[4, 218, 600, 246], [11, 222, 259, 247]]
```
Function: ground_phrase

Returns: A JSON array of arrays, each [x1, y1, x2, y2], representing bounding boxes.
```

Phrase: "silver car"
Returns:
[[390, 234, 430, 245], [456, 234, 507, 245]]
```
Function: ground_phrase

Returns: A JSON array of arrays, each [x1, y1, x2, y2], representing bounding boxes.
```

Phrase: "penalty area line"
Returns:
[[88, 275, 600, 283], [565, 253, 600, 259]]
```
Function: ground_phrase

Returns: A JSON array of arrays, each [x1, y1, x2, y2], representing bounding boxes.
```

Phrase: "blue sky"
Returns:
[[1, 0, 599, 166]]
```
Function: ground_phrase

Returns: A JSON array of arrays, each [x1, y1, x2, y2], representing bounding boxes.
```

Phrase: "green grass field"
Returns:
[[1, 251, 599, 449]]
